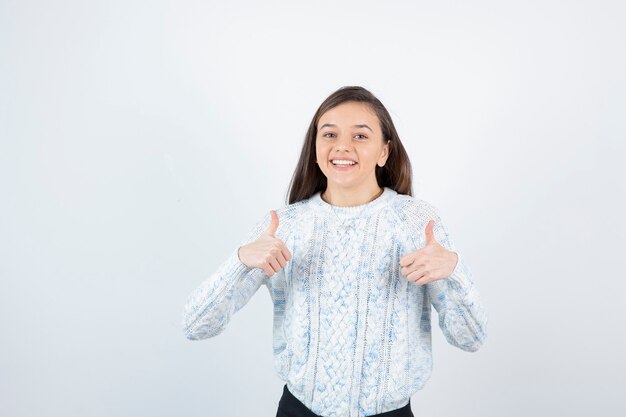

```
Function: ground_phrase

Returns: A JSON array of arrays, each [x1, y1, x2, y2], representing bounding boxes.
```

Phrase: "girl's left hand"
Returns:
[[400, 219, 459, 286]]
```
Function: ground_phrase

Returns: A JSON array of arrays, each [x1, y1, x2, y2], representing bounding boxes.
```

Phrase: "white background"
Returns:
[[1, 0, 625, 416]]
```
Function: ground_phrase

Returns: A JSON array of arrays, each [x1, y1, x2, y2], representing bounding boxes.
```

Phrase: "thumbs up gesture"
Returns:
[[237, 210, 293, 277], [399, 219, 459, 286]]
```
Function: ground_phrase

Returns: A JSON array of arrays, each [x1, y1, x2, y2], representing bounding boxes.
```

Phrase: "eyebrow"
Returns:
[[319, 123, 374, 132]]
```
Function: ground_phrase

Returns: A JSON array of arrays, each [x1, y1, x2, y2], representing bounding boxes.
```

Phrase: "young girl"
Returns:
[[182, 86, 488, 417]]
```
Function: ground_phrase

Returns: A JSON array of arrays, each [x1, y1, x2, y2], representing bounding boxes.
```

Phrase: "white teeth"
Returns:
[[331, 160, 356, 165]]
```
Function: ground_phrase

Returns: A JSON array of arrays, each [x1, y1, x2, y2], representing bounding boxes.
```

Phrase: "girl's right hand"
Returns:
[[237, 210, 292, 277]]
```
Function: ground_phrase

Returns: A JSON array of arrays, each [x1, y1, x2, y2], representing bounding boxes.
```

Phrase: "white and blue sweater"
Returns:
[[182, 187, 488, 417]]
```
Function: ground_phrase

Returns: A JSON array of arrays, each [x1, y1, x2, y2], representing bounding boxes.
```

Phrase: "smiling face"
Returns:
[[315, 101, 390, 195]]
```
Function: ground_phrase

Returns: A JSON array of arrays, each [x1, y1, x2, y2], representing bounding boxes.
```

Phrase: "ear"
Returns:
[[378, 140, 391, 167]]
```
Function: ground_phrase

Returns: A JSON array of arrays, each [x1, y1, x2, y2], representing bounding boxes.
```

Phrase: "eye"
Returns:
[[355, 134, 368, 139], [322, 133, 336, 138]]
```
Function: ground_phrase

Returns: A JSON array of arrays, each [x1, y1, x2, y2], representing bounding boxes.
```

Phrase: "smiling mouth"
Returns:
[[330, 160, 358, 166]]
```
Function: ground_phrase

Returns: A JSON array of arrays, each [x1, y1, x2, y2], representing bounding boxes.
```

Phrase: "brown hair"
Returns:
[[286, 86, 413, 204]]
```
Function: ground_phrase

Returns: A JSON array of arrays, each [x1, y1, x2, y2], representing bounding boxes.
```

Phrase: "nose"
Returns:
[[333, 133, 354, 151]]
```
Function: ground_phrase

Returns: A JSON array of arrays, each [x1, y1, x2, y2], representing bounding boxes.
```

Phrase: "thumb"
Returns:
[[264, 210, 279, 236], [424, 219, 436, 246]]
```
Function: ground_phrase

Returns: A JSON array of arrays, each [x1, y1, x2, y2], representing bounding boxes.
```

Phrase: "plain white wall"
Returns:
[[1, 0, 625, 416]]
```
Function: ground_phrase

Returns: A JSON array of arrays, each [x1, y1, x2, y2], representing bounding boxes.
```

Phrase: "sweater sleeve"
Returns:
[[424, 206, 488, 352], [395, 198, 489, 352], [182, 210, 276, 340]]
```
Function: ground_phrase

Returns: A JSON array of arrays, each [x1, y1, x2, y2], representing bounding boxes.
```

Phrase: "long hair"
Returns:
[[286, 86, 413, 204]]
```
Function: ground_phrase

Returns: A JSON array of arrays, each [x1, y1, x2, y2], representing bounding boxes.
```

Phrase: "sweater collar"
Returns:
[[310, 187, 397, 220]]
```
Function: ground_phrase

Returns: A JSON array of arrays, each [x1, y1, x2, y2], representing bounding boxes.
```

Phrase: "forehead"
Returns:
[[318, 102, 379, 128]]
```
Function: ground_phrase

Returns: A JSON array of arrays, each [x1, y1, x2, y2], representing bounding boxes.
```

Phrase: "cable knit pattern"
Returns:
[[182, 187, 488, 417]]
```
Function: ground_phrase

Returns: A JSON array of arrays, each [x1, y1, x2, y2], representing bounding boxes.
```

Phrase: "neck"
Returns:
[[321, 185, 384, 207]]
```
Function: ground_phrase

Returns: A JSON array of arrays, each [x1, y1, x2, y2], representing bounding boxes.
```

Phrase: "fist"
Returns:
[[399, 219, 459, 286], [237, 210, 293, 277]]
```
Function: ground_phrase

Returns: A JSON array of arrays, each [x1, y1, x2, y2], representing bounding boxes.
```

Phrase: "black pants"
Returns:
[[276, 384, 414, 417]]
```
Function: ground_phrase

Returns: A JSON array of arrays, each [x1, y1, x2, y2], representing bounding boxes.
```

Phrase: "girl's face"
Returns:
[[315, 101, 390, 193]]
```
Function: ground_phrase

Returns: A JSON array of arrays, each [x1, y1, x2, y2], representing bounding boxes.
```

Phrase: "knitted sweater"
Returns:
[[182, 187, 488, 417]]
